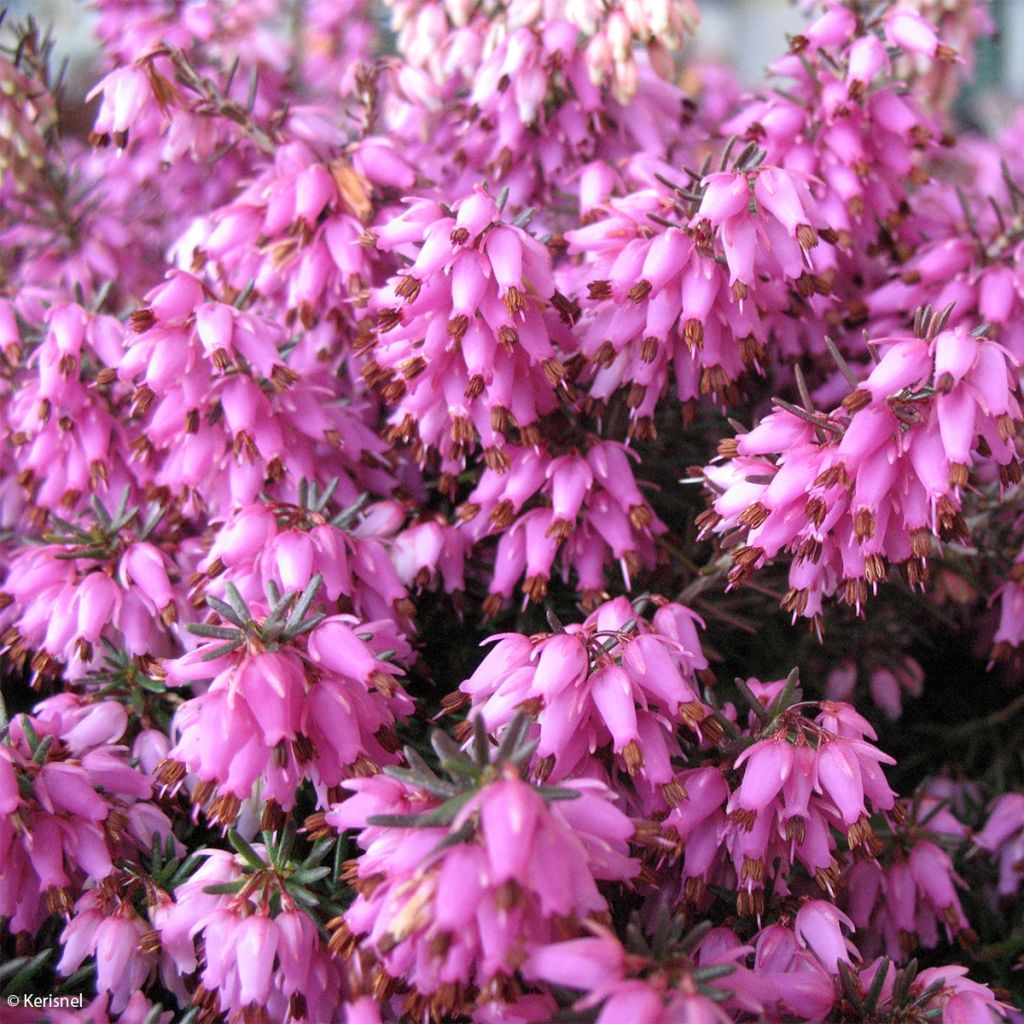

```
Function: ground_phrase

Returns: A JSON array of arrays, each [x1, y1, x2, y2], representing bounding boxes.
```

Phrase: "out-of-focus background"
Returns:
[[5, 0, 1022, 122]]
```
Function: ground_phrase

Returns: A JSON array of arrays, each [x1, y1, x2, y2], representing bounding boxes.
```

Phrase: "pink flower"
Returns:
[[328, 734, 636, 996], [795, 900, 857, 972], [460, 595, 711, 810]]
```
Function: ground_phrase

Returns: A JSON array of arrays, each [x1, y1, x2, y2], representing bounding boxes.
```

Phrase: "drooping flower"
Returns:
[[327, 720, 637, 1010]]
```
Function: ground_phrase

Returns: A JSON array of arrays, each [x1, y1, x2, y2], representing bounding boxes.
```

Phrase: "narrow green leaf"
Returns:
[[202, 880, 246, 895], [200, 639, 244, 661], [228, 829, 265, 869], [186, 622, 242, 640]]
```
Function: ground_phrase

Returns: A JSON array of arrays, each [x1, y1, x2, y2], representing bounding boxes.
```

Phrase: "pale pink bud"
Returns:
[[486, 227, 526, 296], [62, 702, 128, 751], [805, 6, 856, 48], [121, 543, 174, 610], [933, 329, 978, 389], [795, 900, 856, 971], [353, 139, 416, 191], [640, 228, 691, 294], [525, 936, 625, 990], [235, 916, 278, 1006], [534, 634, 588, 696], [87, 64, 154, 136], [848, 35, 887, 85], [271, 531, 315, 592], [979, 266, 1017, 323], [307, 618, 381, 682], [547, 454, 593, 528], [74, 572, 122, 641], [294, 164, 336, 225], [863, 339, 930, 399], [455, 188, 499, 237], [884, 9, 941, 58], [0, 754, 19, 814], [480, 778, 541, 883], [816, 741, 865, 824], [590, 664, 638, 751], [754, 167, 814, 239], [738, 411, 815, 455], [734, 738, 792, 811], [698, 173, 751, 225], [869, 669, 902, 720]]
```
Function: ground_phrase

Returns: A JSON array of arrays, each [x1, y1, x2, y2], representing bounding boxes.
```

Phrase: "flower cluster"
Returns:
[[1, 699, 172, 936], [458, 594, 710, 809], [159, 583, 413, 823], [701, 317, 1023, 628], [0, 0, 1021, 1019], [457, 441, 665, 609], [327, 721, 637, 1014]]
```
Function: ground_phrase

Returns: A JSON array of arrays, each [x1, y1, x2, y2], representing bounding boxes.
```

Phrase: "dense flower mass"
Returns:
[[1, 0, 1023, 1020]]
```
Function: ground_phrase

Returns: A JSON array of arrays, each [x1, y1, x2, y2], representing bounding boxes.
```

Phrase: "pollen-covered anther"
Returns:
[[377, 308, 403, 332], [785, 817, 806, 844], [451, 415, 474, 444], [541, 358, 566, 385], [490, 500, 516, 529], [593, 340, 617, 367], [804, 496, 827, 527], [132, 385, 155, 415], [741, 856, 766, 883], [661, 779, 687, 807], [695, 508, 722, 537], [683, 318, 704, 350], [700, 366, 735, 402], [447, 313, 469, 340], [627, 279, 652, 302], [395, 275, 421, 301], [737, 888, 765, 917], [728, 808, 757, 832], [622, 740, 644, 775], [545, 517, 573, 540], [854, 507, 875, 541], [738, 502, 769, 528], [129, 308, 156, 333], [522, 574, 548, 602], [497, 325, 518, 352], [483, 446, 510, 472], [503, 286, 527, 316], [628, 504, 652, 529], [728, 545, 763, 583], [796, 224, 818, 250], [491, 406, 511, 432], [740, 335, 766, 365], [400, 356, 428, 380], [842, 577, 868, 610], [270, 365, 299, 389], [814, 465, 850, 488], [864, 554, 887, 584]]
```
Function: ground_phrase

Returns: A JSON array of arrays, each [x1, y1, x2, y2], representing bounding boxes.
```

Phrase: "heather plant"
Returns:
[[1, 0, 1024, 1022]]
